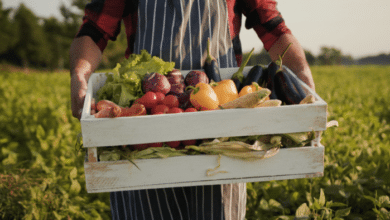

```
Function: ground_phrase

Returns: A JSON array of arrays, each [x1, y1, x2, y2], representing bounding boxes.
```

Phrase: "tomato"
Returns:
[[155, 92, 165, 104], [165, 141, 181, 148], [137, 91, 158, 109], [151, 104, 169, 114], [132, 143, 150, 150], [162, 95, 180, 108], [149, 142, 163, 148], [184, 108, 197, 112], [182, 139, 197, 146], [167, 107, 183, 114]]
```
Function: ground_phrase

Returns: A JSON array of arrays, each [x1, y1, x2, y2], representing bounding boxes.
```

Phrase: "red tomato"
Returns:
[[165, 141, 181, 148], [167, 107, 183, 114], [149, 142, 163, 148], [182, 139, 197, 146], [163, 95, 180, 108], [151, 104, 169, 114], [132, 143, 150, 150], [155, 92, 165, 104], [184, 107, 197, 112], [137, 92, 158, 109]]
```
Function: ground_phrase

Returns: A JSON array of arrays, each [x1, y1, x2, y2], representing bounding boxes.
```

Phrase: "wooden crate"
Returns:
[[81, 66, 327, 193]]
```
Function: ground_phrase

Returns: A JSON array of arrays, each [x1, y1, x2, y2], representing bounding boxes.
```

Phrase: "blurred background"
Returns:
[[1, 0, 389, 70], [1, 1, 390, 219]]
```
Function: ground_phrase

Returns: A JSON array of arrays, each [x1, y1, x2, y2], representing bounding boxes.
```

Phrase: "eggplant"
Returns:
[[204, 38, 221, 82], [242, 64, 265, 87], [264, 61, 279, 100], [283, 68, 307, 99], [231, 48, 255, 91], [274, 70, 305, 104], [263, 43, 294, 100]]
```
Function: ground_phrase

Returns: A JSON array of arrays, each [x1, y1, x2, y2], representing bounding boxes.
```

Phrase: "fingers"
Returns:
[[72, 93, 85, 120], [71, 83, 87, 120]]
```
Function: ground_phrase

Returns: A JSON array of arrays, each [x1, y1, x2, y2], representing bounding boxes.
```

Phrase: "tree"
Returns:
[[13, 4, 50, 68], [246, 48, 272, 66], [304, 50, 316, 66], [317, 46, 342, 65], [0, 0, 16, 55], [43, 17, 68, 70]]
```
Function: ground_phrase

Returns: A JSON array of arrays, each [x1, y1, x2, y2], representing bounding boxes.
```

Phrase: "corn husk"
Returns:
[[186, 137, 281, 161]]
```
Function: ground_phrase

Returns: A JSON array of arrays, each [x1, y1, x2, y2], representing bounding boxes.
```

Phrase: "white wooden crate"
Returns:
[[81, 66, 327, 193]]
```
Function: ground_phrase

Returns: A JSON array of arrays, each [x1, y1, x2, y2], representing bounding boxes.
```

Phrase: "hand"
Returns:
[[69, 36, 102, 120], [71, 72, 89, 120], [268, 33, 315, 91]]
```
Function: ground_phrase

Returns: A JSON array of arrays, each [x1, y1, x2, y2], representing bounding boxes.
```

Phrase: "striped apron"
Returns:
[[110, 0, 246, 219]]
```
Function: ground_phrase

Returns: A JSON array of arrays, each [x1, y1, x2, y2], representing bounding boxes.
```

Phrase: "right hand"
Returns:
[[71, 73, 89, 120], [69, 36, 102, 120]]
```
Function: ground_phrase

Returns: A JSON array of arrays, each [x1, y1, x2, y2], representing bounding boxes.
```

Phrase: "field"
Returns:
[[1, 65, 390, 220]]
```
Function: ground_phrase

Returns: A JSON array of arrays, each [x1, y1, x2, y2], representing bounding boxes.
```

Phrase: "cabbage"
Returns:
[[96, 50, 175, 107]]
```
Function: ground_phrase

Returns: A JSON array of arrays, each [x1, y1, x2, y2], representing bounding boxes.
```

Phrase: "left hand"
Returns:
[[268, 33, 315, 91]]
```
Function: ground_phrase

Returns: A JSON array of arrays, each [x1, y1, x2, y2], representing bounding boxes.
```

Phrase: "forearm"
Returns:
[[268, 33, 315, 91], [69, 36, 102, 119], [70, 36, 102, 84]]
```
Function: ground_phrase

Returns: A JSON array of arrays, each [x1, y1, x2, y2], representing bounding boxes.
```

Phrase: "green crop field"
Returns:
[[1, 66, 390, 220]]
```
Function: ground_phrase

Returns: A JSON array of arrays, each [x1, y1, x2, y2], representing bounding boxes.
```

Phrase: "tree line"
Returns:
[[245, 47, 390, 67], [0, 0, 126, 71], [0, 0, 388, 71]]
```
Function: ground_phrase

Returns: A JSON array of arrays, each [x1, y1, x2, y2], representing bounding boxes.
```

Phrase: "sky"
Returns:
[[2, 0, 390, 59]]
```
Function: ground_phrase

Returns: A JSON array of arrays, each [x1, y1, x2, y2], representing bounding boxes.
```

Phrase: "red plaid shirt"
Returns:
[[76, 0, 291, 66]]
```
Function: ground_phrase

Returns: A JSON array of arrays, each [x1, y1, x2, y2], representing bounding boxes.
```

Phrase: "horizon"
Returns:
[[2, 0, 389, 59]]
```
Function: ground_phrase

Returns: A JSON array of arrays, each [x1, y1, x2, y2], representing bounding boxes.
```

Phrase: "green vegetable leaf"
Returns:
[[70, 179, 82, 195], [96, 49, 175, 106], [295, 203, 310, 218], [319, 188, 326, 207], [335, 207, 351, 218], [69, 167, 77, 180]]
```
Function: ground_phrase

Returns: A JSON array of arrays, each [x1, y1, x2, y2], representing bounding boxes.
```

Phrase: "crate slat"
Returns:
[[84, 145, 324, 193]]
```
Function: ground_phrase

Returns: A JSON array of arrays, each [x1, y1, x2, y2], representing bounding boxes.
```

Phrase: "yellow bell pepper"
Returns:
[[239, 82, 260, 97], [188, 83, 219, 111], [211, 79, 239, 105], [238, 82, 269, 100]]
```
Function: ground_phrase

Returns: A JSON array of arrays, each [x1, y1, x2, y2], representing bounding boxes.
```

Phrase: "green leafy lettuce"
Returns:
[[96, 50, 175, 107]]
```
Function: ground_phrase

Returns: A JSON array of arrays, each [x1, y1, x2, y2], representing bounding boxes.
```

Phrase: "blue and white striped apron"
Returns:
[[110, 0, 246, 219]]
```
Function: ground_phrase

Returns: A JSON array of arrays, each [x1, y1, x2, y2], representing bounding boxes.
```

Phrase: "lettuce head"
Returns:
[[96, 50, 175, 107]]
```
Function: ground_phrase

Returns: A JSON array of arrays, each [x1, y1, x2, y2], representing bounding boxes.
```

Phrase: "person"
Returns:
[[70, 0, 315, 219]]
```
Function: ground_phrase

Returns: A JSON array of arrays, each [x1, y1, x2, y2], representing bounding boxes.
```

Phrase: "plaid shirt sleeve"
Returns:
[[240, 0, 291, 51], [75, 0, 138, 57]]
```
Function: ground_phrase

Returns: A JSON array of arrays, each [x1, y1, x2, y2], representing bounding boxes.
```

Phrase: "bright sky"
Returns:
[[3, 0, 390, 59]]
